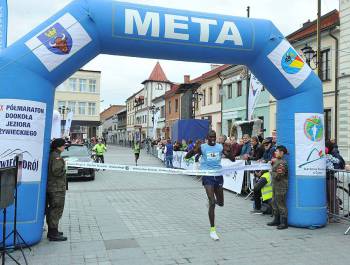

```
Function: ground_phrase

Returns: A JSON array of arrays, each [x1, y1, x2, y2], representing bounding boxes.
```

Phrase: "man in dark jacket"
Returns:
[[262, 137, 276, 162]]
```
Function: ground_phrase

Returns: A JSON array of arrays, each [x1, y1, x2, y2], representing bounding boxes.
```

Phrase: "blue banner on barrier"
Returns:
[[0, 0, 7, 50]]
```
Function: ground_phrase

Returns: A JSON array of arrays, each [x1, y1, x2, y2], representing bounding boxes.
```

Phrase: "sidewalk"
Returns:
[[9, 145, 350, 265]]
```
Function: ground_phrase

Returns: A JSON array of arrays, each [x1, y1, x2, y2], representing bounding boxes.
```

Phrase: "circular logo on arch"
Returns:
[[304, 116, 323, 142], [281, 48, 304, 74]]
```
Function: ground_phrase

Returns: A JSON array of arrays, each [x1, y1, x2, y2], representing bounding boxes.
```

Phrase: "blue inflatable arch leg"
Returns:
[[0, 0, 326, 245]]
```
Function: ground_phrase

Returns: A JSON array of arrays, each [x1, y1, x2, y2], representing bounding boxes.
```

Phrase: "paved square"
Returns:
[[8, 146, 350, 265]]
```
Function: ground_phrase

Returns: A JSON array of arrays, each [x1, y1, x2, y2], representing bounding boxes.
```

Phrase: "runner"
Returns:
[[133, 140, 141, 166], [185, 130, 224, 241]]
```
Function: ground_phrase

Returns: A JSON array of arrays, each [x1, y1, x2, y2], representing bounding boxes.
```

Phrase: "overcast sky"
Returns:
[[7, 0, 339, 110]]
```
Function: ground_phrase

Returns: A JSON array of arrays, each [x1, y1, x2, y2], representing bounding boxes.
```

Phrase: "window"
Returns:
[[175, 99, 179, 112], [258, 116, 265, 132], [237, 81, 242, 97], [217, 84, 222, 103], [79, 79, 87, 92], [202, 89, 206, 106], [209, 87, 213, 105], [67, 101, 76, 114], [321, 49, 331, 81], [78, 102, 86, 115], [227, 84, 232, 99], [89, 80, 96, 93], [69, 78, 77, 91], [58, 101, 66, 109], [168, 100, 171, 114], [324, 109, 332, 140], [161, 106, 165, 118], [88, 102, 96, 115]]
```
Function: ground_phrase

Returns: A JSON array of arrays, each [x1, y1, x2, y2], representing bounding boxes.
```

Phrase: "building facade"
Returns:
[[165, 84, 181, 139], [221, 65, 271, 137], [55, 69, 101, 140], [193, 65, 231, 136], [116, 108, 127, 145], [126, 89, 142, 143], [283, 10, 340, 142], [339, 0, 350, 161], [100, 105, 125, 142]]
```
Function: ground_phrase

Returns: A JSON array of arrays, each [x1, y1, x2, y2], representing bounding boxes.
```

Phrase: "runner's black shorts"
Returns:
[[202, 175, 223, 187], [135, 153, 140, 160]]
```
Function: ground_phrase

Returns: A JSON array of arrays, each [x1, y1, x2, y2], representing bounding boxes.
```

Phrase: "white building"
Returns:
[[339, 0, 350, 161], [55, 69, 101, 140]]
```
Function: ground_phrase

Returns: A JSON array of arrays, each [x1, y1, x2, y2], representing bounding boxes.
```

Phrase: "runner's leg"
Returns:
[[204, 185, 216, 227]]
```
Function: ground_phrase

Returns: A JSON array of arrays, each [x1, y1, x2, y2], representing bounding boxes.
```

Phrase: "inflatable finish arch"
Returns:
[[0, 0, 326, 245]]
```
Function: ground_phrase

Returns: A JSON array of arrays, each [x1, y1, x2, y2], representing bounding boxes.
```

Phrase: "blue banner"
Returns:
[[0, 0, 8, 50]]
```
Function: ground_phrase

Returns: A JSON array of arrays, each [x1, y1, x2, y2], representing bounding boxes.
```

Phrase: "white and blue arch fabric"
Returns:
[[0, 0, 326, 245]]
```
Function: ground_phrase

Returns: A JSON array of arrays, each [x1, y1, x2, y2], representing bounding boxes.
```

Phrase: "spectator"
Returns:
[[262, 137, 276, 162], [248, 136, 264, 161], [230, 137, 242, 159], [164, 139, 174, 168], [187, 140, 195, 152], [223, 139, 234, 161], [250, 170, 273, 214], [173, 141, 181, 151], [180, 139, 188, 151], [240, 134, 252, 158]]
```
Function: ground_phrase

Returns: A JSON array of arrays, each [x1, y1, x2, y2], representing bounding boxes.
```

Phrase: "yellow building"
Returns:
[[55, 69, 101, 140]]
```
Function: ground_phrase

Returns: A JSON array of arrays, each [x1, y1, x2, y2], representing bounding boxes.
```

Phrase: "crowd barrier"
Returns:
[[328, 169, 350, 235], [151, 146, 260, 194]]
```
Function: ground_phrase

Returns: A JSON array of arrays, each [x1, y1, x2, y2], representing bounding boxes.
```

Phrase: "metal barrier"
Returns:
[[328, 169, 350, 235]]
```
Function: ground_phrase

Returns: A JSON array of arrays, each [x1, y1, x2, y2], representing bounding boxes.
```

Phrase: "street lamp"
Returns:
[[58, 106, 70, 136], [301, 43, 318, 69], [191, 92, 203, 119], [149, 105, 160, 140]]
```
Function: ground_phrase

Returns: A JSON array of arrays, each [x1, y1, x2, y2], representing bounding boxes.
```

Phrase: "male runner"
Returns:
[[185, 130, 224, 241]]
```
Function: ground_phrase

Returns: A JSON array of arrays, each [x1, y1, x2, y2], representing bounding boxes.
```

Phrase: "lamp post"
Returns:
[[301, 43, 318, 69], [149, 105, 160, 139], [191, 91, 203, 119], [58, 106, 70, 137]]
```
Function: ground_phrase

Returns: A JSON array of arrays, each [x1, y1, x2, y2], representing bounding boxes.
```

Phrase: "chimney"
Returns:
[[303, 19, 312, 27], [184, 75, 190, 83]]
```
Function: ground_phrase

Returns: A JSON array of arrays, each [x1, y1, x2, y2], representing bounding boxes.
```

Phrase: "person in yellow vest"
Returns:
[[133, 141, 141, 166], [250, 170, 273, 214]]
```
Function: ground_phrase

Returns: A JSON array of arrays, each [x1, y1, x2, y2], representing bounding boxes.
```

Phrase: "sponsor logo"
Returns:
[[281, 48, 304, 74], [38, 23, 73, 55], [304, 116, 323, 142], [298, 148, 325, 168], [0, 148, 39, 172]]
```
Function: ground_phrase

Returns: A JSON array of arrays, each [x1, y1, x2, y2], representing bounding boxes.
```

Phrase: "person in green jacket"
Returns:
[[133, 141, 141, 166], [93, 139, 107, 163], [46, 138, 68, 241]]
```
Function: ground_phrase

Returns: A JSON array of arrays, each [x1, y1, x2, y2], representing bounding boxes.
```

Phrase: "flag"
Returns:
[[152, 110, 161, 139], [51, 110, 62, 139], [0, 0, 8, 50], [248, 74, 263, 120]]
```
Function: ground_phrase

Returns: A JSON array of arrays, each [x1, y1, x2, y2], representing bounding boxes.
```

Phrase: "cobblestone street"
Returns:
[[9, 146, 350, 265]]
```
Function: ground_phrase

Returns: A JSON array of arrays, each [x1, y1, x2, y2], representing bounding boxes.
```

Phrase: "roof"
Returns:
[[287, 9, 339, 43], [165, 84, 181, 98], [190, 64, 232, 84], [126, 88, 144, 101], [142, 62, 172, 84], [116, 107, 127, 115]]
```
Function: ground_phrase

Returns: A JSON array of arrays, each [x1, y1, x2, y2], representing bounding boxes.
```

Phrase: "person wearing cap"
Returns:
[[262, 137, 276, 162], [267, 145, 289, 229], [46, 138, 68, 241]]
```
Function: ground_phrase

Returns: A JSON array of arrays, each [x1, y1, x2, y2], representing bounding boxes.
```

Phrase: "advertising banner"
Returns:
[[64, 111, 73, 136], [0, 99, 46, 182], [295, 113, 326, 176], [222, 159, 245, 193]]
